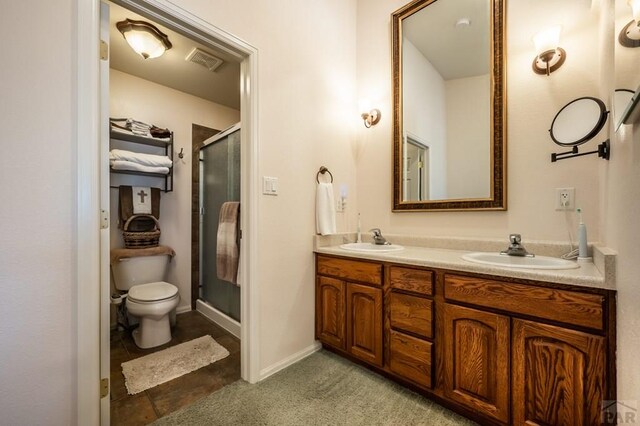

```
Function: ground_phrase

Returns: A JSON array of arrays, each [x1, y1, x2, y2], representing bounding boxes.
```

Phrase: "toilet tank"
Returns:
[[111, 255, 170, 291]]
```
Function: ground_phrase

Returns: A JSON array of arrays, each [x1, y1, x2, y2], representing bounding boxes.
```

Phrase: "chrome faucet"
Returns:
[[369, 228, 390, 245], [500, 234, 534, 257]]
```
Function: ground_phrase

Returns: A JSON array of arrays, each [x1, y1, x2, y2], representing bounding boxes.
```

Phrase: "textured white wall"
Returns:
[[176, 0, 359, 372], [356, 0, 603, 243], [0, 1, 75, 423], [109, 69, 240, 313], [603, 0, 640, 404]]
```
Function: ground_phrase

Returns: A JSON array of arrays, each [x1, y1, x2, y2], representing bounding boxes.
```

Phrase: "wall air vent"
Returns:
[[185, 48, 224, 72]]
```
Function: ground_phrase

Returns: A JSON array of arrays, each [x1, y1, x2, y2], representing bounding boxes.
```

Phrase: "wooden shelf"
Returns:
[[109, 125, 174, 192], [109, 168, 170, 178], [110, 129, 172, 147]]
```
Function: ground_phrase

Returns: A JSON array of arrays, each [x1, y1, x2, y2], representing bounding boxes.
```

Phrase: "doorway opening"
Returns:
[[404, 134, 430, 201], [86, 0, 260, 423]]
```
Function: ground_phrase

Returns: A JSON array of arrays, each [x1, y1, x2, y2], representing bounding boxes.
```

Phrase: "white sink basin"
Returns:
[[461, 252, 579, 270], [340, 242, 405, 253]]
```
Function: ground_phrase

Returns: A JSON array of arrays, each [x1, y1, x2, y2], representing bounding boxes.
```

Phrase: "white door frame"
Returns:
[[76, 1, 260, 423]]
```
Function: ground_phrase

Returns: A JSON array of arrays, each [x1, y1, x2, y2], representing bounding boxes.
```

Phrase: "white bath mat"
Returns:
[[122, 335, 230, 395]]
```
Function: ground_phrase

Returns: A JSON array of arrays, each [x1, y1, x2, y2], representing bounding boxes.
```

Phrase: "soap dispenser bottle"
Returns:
[[577, 208, 592, 263]]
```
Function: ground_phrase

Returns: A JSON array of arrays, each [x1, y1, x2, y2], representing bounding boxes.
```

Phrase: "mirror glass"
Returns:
[[393, 0, 506, 211], [549, 97, 608, 147], [614, 89, 634, 131]]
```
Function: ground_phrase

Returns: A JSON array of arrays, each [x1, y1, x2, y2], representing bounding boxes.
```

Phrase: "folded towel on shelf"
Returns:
[[111, 124, 171, 141], [316, 182, 336, 235], [216, 202, 240, 285], [110, 160, 170, 175], [109, 149, 173, 168]]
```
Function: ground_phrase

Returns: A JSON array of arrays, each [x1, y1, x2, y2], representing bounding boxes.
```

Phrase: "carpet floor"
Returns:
[[153, 350, 476, 425]]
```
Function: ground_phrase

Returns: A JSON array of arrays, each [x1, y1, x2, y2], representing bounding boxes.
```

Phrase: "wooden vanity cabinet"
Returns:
[[346, 283, 383, 366], [316, 276, 345, 349], [443, 304, 510, 424], [316, 256, 383, 366], [512, 319, 605, 426], [315, 254, 615, 426]]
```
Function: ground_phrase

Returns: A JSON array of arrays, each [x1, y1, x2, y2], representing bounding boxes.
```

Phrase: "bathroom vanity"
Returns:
[[314, 245, 616, 425]]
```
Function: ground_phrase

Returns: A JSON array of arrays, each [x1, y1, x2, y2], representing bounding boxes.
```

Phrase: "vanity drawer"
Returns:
[[389, 266, 433, 295], [317, 256, 382, 286], [444, 274, 604, 330], [389, 329, 432, 388], [390, 292, 433, 338]]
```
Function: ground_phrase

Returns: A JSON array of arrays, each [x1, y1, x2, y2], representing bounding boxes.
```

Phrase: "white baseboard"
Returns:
[[176, 305, 192, 314], [259, 341, 322, 381], [196, 299, 241, 339]]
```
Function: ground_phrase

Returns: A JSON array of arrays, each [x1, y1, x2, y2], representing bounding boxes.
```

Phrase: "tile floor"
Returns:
[[110, 310, 241, 425]]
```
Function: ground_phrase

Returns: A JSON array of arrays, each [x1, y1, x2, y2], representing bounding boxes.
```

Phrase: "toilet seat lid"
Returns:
[[128, 282, 178, 302]]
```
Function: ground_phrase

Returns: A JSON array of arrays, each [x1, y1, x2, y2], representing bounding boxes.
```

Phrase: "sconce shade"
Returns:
[[116, 19, 172, 59], [620, 0, 640, 47], [629, 0, 640, 21], [533, 26, 561, 54], [532, 26, 565, 76]]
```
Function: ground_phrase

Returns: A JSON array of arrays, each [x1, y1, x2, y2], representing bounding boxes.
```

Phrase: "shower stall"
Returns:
[[198, 123, 241, 334]]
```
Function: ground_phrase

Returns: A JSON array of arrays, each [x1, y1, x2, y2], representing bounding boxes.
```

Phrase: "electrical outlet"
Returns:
[[555, 187, 575, 210]]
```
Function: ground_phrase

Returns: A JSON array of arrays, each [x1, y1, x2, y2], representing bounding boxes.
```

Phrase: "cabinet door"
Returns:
[[316, 276, 345, 349], [444, 304, 510, 424], [347, 283, 383, 366], [512, 319, 605, 426]]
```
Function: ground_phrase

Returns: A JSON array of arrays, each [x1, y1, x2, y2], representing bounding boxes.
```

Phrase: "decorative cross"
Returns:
[[137, 189, 148, 203]]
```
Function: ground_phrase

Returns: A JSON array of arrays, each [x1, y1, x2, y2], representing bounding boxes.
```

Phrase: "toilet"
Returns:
[[111, 250, 180, 349]]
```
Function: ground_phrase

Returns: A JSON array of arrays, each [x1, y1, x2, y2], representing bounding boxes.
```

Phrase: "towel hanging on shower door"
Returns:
[[216, 201, 240, 285]]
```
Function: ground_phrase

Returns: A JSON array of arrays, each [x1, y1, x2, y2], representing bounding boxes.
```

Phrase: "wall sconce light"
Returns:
[[361, 109, 381, 128], [116, 19, 172, 59], [532, 26, 566, 76], [619, 0, 640, 47]]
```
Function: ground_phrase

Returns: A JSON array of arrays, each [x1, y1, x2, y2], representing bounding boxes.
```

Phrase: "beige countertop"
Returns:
[[314, 235, 616, 291]]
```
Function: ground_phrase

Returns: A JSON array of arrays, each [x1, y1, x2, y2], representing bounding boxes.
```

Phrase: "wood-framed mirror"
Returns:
[[392, 0, 506, 211]]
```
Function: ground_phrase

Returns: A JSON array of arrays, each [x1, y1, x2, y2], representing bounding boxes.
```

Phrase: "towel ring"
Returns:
[[316, 166, 333, 184]]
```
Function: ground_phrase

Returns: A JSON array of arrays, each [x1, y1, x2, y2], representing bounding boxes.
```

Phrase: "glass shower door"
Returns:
[[201, 128, 241, 322]]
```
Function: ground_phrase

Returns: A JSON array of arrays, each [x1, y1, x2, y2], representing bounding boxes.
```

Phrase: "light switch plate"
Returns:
[[262, 176, 278, 196]]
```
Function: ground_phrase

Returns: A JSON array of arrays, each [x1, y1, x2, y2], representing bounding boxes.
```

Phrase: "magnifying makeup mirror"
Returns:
[[549, 97, 608, 147], [549, 96, 610, 162]]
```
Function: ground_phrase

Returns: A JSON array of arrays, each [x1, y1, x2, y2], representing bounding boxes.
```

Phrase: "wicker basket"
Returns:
[[123, 214, 161, 249]]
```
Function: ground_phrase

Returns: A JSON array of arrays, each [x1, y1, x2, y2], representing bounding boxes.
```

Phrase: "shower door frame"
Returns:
[[76, 0, 261, 423], [197, 123, 243, 333]]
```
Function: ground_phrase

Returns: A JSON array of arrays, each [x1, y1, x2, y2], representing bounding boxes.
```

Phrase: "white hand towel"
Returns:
[[316, 182, 336, 235]]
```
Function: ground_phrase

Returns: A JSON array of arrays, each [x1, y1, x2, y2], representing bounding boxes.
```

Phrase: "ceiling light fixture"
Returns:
[[532, 25, 566, 76], [619, 0, 640, 48], [116, 19, 172, 59]]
